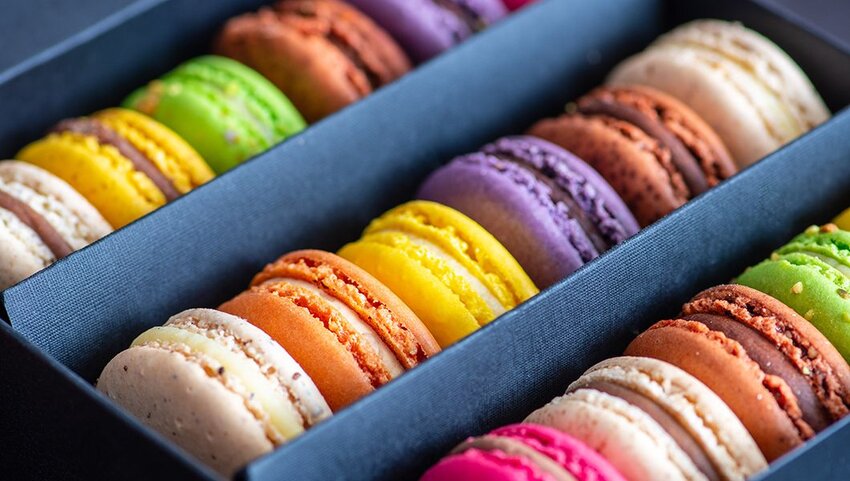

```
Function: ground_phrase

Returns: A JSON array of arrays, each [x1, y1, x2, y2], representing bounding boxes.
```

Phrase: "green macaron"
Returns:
[[123, 55, 306, 174], [737, 225, 850, 360]]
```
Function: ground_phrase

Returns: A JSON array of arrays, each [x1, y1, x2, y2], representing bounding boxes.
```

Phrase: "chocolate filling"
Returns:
[[685, 313, 829, 432], [433, 0, 486, 36], [452, 436, 576, 481], [574, 380, 721, 481], [0, 189, 73, 259], [578, 98, 709, 196], [494, 153, 610, 256], [289, 4, 382, 90], [52, 118, 180, 201]]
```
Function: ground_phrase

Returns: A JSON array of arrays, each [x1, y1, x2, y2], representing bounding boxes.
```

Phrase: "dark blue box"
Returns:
[[2, 0, 850, 480]]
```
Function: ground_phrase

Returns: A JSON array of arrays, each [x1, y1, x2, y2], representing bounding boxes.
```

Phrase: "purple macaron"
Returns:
[[418, 136, 639, 288], [345, 0, 508, 63]]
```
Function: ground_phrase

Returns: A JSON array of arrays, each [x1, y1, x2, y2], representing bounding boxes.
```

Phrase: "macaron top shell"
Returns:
[[339, 200, 537, 346], [97, 309, 330, 476], [422, 423, 626, 481], [626, 284, 850, 461], [124, 55, 305, 173], [345, 0, 507, 63], [418, 136, 638, 288], [221, 250, 439, 410], [0, 161, 112, 289], [215, 0, 411, 123], [608, 20, 829, 167]]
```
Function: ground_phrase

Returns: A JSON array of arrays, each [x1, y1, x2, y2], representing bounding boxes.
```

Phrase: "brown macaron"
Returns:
[[625, 284, 850, 461], [215, 0, 411, 123], [220, 249, 440, 411], [529, 85, 736, 226]]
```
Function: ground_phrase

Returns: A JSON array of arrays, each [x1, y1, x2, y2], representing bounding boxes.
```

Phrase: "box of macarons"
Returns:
[[1, 0, 850, 479]]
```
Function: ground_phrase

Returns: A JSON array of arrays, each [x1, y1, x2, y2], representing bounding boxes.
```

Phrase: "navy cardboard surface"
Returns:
[[1, 0, 850, 480]]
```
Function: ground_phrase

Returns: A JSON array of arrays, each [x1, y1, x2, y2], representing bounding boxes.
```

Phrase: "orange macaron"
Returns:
[[220, 249, 440, 410]]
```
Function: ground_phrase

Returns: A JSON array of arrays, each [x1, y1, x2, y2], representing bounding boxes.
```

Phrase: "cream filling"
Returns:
[[132, 326, 305, 443], [0, 207, 53, 265], [0, 180, 92, 249], [275, 278, 404, 379], [398, 232, 506, 318], [801, 251, 850, 279]]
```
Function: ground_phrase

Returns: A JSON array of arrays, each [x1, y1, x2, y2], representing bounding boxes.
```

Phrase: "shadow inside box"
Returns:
[[1, 0, 850, 480]]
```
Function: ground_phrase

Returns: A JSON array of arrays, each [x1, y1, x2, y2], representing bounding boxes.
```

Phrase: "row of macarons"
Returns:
[[421, 220, 850, 481], [95, 206, 850, 477], [0, 17, 828, 292], [0, 0, 529, 289]]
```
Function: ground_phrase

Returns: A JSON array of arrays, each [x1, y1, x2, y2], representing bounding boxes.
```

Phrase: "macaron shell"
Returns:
[[345, 0, 507, 63], [834, 207, 850, 231], [625, 319, 803, 461], [251, 249, 440, 364], [526, 389, 701, 481], [220, 289, 374, 411], [491, 424, 628, 481], [215, 0, 411, 123], [93, 108, 213, 193], [425, 442, 572, 481], [18, 131, 165, 228], [529, 114, 686, 226], [338, 238, 481, 347], [99, 345, 274, 476], [124, 56, 305, 173], [737, 253, 850, 360]]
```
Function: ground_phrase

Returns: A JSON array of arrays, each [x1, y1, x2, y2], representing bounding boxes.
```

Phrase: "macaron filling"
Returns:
[[571, 381, 721, 481], [132, 325, 306, 444], [52, 118, 180, 201], [0, 189, 72, 258], [273, 278, 404, 378], [578, 91, 709, 195]]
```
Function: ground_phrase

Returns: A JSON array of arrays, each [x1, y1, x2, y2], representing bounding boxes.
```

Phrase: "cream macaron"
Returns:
[[97, 308, 332, 476], [608, 19, 830, 167], [526, 356, 767, 481], [0, 160, 111, 289]]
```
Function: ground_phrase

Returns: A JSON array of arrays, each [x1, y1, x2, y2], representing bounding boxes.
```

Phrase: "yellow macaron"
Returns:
[[17, 108, 214, 228], [339, 200, 538, 347]]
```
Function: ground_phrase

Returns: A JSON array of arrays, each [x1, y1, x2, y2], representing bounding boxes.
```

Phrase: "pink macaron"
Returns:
[[421, 423, 626, 481]]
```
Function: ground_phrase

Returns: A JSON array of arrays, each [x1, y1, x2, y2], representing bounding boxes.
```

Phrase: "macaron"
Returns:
[[833, 208, 850, 231], [97, 308, 332, 476], [421, 423, 627, 481], [608, 19, 830, 167], [529, 85, 737, 226], [215, 0, 411, 123], [344, 0, 508, 63], [625, 285, 850, 461], [501, 0, 533, 10], [0, 161, 112, 289], [124, 55, 305, 174], [737, 224, 850, 360], [526, 356, 767, 481], [338, 200, 538, 347], [17, 108, 214, 228], [418, 136, 639, 288], [219, 249, 440, 411]]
